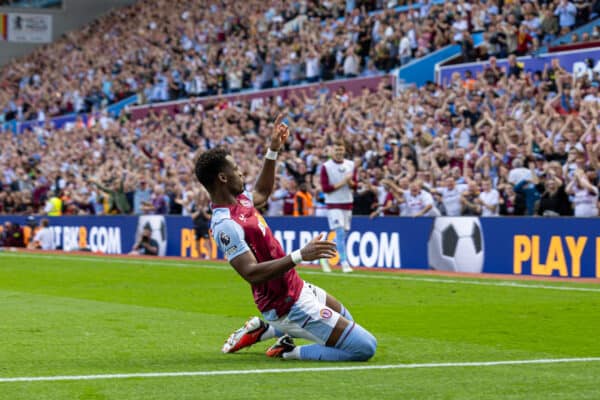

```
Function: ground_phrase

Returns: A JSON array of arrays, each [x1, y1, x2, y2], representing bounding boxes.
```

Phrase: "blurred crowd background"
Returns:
[[0, 0, 599, 220]]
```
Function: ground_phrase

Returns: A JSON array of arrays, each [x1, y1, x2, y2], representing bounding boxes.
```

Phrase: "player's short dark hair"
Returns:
[[194, 147, 230, 190]]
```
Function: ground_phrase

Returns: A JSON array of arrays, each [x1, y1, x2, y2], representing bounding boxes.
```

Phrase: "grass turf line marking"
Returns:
[[2, 252, 600, 294], [1, 357, 600, 383], [304, 272, 600, 293]]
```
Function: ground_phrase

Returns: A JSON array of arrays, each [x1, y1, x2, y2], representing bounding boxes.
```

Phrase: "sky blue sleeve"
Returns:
[[212, 219, 250, 261]]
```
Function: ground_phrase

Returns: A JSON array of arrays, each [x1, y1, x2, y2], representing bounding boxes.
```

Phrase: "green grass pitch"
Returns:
[[0, 252, 599, 400]]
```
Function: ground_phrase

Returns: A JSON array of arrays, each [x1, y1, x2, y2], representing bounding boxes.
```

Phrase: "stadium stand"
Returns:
[[2, 0, 598, 124], [1, 55, 599, 217], [0, 0, 599, 218]]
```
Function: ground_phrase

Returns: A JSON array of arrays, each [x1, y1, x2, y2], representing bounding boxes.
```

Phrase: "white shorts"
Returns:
[[327, 208, 352, 231], [262, 281, 340, 344]]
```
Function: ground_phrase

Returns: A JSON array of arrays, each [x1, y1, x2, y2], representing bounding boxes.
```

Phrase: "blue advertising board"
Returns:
[[1, 95, 138, 134], [479, 217, 600, 278], [1, 215, 599, 279], [436, 48, 600, 85]]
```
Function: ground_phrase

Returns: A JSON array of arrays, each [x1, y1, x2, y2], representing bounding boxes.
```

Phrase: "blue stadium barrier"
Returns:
[[1, 215, 598, 279], [398, 32, 483, 87], [437, 47, 600, 85], [538, 17, 600, 53], [1, 94, 138, 134]]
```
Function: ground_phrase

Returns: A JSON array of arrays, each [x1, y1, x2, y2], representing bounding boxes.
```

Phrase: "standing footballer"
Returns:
[[319, 139, 357, 273], [194, 115, 376, 361]]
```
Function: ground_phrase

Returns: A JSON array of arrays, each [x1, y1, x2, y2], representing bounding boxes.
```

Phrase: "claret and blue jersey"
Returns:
[[210, 191, 303, 318]]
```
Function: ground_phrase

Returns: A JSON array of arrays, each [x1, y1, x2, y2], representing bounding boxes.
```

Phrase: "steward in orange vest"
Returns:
[[293, 183, 314, 216]]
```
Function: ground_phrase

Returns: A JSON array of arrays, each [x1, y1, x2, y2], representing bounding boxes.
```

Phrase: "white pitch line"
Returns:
[[1, 357, 600, 383], [1, 253, 600, 293], [301, 271, 600, 293]]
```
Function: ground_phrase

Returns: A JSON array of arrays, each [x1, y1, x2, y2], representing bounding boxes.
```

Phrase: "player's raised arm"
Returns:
[[252, 114, 289, 207]]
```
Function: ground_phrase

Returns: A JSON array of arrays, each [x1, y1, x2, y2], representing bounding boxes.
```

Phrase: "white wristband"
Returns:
[[265, 149, 278, 160], [290, 249, 303, 265]]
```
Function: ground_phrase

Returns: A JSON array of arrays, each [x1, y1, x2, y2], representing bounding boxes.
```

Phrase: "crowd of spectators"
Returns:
[[560, 24, 600, 44], [2, 0, 599, 126], [1, 50, 599, 218]]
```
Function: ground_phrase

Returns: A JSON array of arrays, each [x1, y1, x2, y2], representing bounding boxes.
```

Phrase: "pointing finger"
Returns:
[[274, 113, 284, 127]]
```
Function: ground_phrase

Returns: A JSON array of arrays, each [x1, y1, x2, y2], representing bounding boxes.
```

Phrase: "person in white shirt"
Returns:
[[405, 185, 440, 217], [583, 85, 600, 104], [401, 181, 440, 217], [452, 16, 469, 42], [319, 139, 357, 272], [433, 177, 468, 216], [398, 32, 411, 65], [508, 158, 532, 185], [27, 219, 56, 250], [342, 48, 360, 78], [477, 179, 500, 216], [305, 52, 321, 82], [566, 169, 599, 217]]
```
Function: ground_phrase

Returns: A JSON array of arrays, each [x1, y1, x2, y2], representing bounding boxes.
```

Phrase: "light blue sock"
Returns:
[[335, 227, 347, 263], [298, 344, 354, 361], [298, 322, 376, 361]]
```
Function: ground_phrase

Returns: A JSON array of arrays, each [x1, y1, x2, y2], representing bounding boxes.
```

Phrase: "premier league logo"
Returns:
[[220, 231, 230, 246]]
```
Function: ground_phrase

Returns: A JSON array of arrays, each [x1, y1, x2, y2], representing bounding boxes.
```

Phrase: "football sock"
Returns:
[[297, 344, 353, 361], [259, 324, 278, 341], [282, 346, 301, 360], [298, 323, 376, 361], [334, 228, 347, 263]]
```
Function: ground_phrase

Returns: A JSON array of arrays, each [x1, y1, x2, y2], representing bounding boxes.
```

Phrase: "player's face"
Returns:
[[224, 155, 245, 195], [332, 145, 345, 162]]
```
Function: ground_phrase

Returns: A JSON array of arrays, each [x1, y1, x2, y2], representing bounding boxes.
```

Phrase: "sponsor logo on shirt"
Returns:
[[225, 245, 238, 256]]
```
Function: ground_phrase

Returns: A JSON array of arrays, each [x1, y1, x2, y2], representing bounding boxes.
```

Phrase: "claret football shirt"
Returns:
[[211, 191, 303, 318]]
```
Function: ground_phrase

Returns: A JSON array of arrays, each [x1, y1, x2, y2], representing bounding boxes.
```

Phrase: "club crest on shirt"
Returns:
[[320, 308, 333, 319], [220, 231, 230, 246]]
